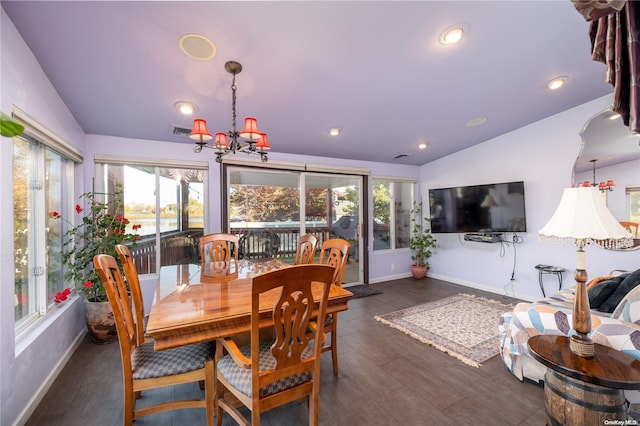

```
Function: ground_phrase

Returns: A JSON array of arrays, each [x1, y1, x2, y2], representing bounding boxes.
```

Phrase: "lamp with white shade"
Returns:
[[538, 186, 633, 357]]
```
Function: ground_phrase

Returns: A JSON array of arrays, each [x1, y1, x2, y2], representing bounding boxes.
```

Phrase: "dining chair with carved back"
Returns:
[[199, 233, 239, 264], [115, 244, 148, 345], [314, 237, 350, 376], [294, 233, 318, 265], [620, 221, 639, 237], [93, 254, 215, 426], [214, 264, 335, 426]]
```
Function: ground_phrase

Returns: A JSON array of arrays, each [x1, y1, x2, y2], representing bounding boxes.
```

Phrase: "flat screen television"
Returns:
[[428, 181, 527, 233]]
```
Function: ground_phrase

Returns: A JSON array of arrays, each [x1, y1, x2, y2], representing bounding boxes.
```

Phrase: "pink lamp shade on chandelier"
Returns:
[[214, 132, 229, 148], [580, 180, 615, 190], [189, 118, 213, 141], [239, 117, 262, 140], [600, 180, 615, 190], [256, 133, 271, 150]]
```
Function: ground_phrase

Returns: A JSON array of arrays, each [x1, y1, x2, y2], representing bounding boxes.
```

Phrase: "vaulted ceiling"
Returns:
[[2, 1, 617, 166]]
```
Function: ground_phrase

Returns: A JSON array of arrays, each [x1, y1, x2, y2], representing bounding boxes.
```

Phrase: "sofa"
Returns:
[[499, 268, 640, 383]]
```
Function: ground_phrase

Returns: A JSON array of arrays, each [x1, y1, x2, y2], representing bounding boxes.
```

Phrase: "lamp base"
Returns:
[[569, 333, 595, 358], [570, 263, 594, 358]]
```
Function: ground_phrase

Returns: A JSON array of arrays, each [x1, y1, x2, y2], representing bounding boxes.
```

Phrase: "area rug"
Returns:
[[374, 294, 513, 367], [346, 284, 383, 299]]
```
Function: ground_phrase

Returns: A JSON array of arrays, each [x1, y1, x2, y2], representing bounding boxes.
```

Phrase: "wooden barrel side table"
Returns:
[[528, 335, 640, 426]]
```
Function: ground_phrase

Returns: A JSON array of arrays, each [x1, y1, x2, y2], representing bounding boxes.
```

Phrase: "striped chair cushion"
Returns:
[[131, 341, 213, 380], [217, 340, 313, 398], [323, 314, 334, 328]]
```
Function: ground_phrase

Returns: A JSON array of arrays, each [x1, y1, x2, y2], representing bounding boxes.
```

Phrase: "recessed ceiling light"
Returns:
[[439, 25, 465, 45], [174, 101, 197, 115], [328, 128, 341, 137], [465, 117, 488, 127], [179, 33, 216, 60], [545, 76, 568, 90], [418, 143, 427, 149]]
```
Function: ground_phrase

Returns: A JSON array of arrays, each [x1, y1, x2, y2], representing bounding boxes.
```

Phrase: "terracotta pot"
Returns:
[[411, 264, 428, 279], [84, 299, 117, 344]]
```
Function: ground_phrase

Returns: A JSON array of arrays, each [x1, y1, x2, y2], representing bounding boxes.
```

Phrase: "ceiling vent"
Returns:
[[170, 124, 192, 137], [393, 153, 410, 159]]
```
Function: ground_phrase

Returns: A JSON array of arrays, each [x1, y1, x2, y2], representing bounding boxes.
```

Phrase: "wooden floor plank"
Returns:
[[26, 276, 547, 426]]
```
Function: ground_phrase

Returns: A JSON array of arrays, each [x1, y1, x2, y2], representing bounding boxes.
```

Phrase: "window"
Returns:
[[94, 160, 207, 275], [372, 179, 413, 250], [627, 186, 640, 223], [14, 134, 75, 333]]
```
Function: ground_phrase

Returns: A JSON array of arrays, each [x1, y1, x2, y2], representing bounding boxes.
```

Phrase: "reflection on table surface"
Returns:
[[154, 258, 290, 301], [147, 259, 353, 350]]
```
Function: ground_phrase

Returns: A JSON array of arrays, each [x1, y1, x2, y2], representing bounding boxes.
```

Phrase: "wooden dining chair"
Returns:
[[314, 238, 350, 376], [620, 221, 639, 237], [115, 244, 148, 345], [215, 264, 335, 426], [294, 233, 318, 265], [199, 233, 239, 263], [93, 254, 215, 426]]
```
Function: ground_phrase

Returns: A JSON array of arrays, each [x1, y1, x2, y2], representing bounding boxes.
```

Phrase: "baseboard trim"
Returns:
[[13, 330, 86, 426], [370, 272, 412, 284], [427, 272, 537, 302], [370, 271, 536, 302]]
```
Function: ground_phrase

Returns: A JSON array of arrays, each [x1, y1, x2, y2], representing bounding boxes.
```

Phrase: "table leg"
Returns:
[[557, 272, 562, 291], [544, 369, 627, 426]]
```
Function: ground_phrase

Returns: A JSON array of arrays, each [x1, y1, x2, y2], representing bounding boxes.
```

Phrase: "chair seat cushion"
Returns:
[[217, 340, 312, 398], [131, 341, 213, 380], [323, 314, 334, 328]]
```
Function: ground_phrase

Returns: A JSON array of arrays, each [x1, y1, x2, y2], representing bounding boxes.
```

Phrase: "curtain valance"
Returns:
[[573, 0, 639, 135]]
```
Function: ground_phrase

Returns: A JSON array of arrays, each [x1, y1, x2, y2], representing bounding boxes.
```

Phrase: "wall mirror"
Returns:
[[575, 109, 640, 250]]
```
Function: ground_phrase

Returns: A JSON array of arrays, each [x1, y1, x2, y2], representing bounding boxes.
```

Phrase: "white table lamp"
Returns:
[[539, 187, 633, 357]]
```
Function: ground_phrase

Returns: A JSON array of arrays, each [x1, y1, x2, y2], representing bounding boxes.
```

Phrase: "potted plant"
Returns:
[[51, 183, 140, 342], [1, 112, 24, 137], [409, 200, 436, 279]]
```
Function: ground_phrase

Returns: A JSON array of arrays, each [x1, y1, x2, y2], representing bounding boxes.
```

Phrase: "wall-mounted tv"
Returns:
[[428, 181, 527, 233]]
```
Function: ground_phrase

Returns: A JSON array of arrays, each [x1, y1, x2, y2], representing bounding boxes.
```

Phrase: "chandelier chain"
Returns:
[[231, 74, 237, 136]]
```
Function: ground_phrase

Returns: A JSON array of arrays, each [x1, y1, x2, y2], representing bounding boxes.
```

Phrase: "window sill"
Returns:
[[15, 295, 81, 357]]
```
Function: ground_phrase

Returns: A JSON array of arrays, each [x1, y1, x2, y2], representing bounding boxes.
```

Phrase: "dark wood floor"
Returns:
[[26, 277, 547, 426]]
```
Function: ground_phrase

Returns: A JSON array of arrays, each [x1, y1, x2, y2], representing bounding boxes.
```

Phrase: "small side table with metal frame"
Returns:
[[535, 264, 565, 297]]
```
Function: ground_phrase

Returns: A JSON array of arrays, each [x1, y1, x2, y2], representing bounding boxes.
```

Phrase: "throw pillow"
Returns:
[[588, 278, 621, 309], [598, 270, 640, 313], [586, 275, 614, 290]]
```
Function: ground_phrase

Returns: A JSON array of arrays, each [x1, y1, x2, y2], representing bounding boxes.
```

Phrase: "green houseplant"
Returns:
[[409, 201, 436, 279], [51, 183, 139, 341]]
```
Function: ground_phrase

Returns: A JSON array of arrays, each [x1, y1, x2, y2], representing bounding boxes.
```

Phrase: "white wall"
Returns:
[[1, 9, 87, 426], [421, 95, 639, 301]]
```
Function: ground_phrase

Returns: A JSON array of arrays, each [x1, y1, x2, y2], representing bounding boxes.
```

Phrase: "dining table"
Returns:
[[146, 258, 353, 351]]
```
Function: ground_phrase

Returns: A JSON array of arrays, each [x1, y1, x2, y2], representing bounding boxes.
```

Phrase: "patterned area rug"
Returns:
[[375, 294, 514, 367]]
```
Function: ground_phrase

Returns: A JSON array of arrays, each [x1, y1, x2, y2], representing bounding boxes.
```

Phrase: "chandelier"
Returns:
[[190, 61, 270, 163], [578, 159, 614, 192]]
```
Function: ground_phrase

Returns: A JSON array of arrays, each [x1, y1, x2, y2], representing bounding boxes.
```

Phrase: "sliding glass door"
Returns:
[[304, 173, 362, 284], [226, 166, 364, 284]]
